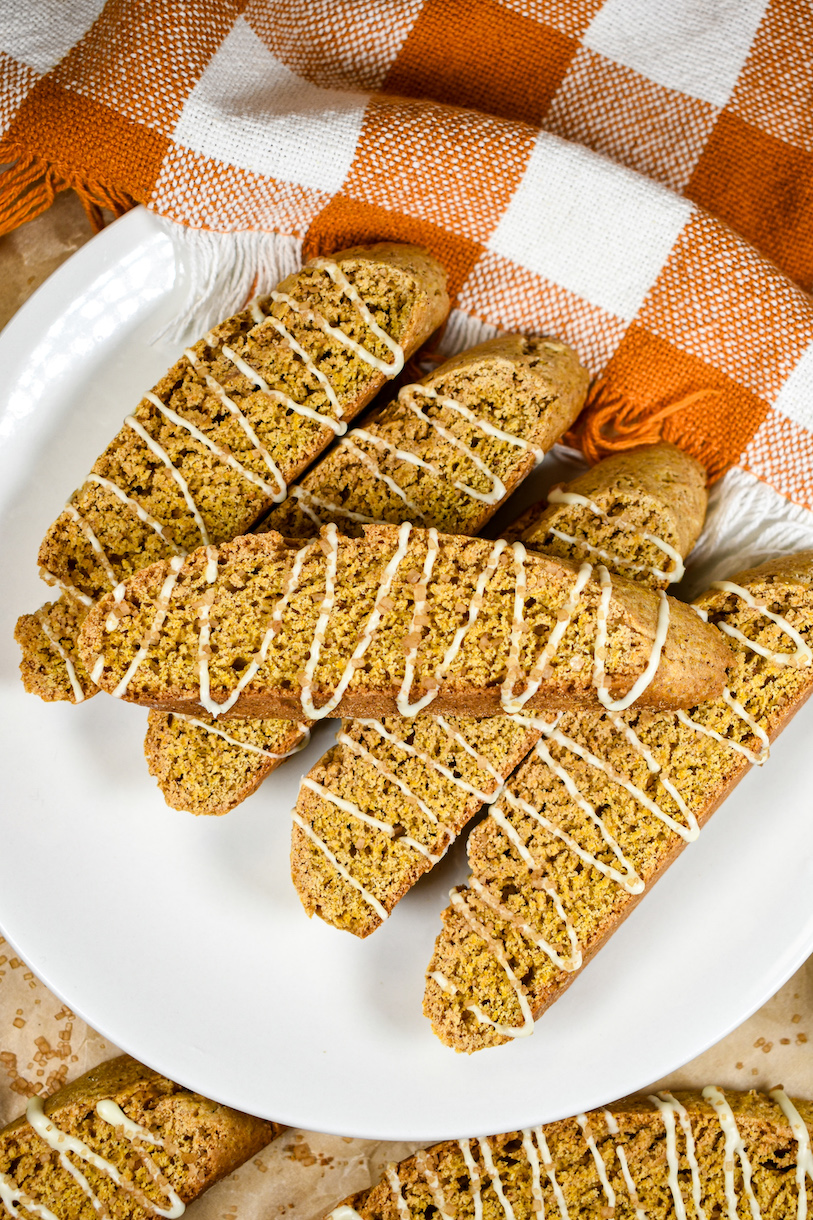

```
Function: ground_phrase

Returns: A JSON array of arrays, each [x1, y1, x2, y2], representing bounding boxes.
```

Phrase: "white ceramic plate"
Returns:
[[2, 207, 813, 1142]]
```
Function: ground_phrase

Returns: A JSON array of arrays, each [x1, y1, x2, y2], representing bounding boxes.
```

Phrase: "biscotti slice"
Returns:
[[264, 334, 588, 539], [329, 1087, 813, 1220], [290, 446, 711, 935], [145, 709, 313, 816], [80, 525, 731, 719], [0, 1054, 280, 1218], [425, 551, 813, 1051], [14, 598, 95, 703], [17, 243, 448, 702], [510, 441, 707, 590], [144, 335, 588, 815]]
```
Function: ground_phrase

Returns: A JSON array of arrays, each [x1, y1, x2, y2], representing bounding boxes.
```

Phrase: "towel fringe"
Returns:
[[151, 221, 303, 345], [0, 141, 134, 236], [568, 376, 724, 480]]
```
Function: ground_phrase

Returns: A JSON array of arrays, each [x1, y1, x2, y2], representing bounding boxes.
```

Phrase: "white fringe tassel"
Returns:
[[152, 220, 303, 346]]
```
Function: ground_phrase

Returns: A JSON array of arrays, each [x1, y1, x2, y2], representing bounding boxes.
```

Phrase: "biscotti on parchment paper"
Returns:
[[0, 1054, 279, 1219], [328, 1088, 813, 1220], [291, 443, 709, 935], [143, 333, 589, 815], [425, 551, 813, 1052], [80, 525, 730, 720], [17, 242, 449, 704]]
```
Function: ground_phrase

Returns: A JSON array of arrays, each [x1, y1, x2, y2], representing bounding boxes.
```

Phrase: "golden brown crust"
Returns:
[[0, 1054, 280, 1218], [79, 527, 732, 719], [332, 1090, 813, 1220], [510, 442, 707, 590], [425, 551, 813, 1052]]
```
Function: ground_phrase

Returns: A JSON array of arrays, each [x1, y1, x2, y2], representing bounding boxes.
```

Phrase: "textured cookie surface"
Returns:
[[80, 526, 731, 719]]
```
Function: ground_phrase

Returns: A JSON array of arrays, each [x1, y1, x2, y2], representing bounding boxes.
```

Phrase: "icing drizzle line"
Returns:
[[1, 1094, 186, 1219], [546, 487, 685, 583]]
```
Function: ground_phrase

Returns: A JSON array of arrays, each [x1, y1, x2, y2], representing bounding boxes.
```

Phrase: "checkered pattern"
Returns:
[[2, 0, 813, 511]]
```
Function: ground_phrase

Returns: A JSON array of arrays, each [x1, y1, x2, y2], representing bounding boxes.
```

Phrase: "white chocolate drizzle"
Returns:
[[448, 887, 535, 1039], [292, 810, 388, 922], [533, 1127, 571, 1219], [576, 1113, 616, 1217], [602, 1110, 646, 1220], [305, 257, 405, 373], [125, 413, 209, 545], [183, 348, 286, 501], [501, 562, 592, 712], [677, 696, 770, 767], [594, 567, 670, 712], [468, 874, 581, 972], [479, 1137, 516, 1220], [396, 527, 442, 715], [354, 717, 505, 803], [414, 1152, 456, 1220], [649, 1092, 706, 1220], [86, 473, 185, 553], [64, 502, 119, 590], [197, 545, 220, 716], [702, 1086, 761, 1220], [385, 1163, 412, 1220], [171, 714, 311, 760], [301, 521, 412, 718], [709, 580, 813, 668], [24, 1094, 185, 1217], [289, 483, 381, 530], [546, 487, 684, 583], [34, 609, 86, 703], [770, 1087, 813, 1220], [0, 1172, 59, 1220], [301, 776, 443, 865], [107, 555, 185, 699], [144, 390, 282, 501], [219, 341, 346, 434]]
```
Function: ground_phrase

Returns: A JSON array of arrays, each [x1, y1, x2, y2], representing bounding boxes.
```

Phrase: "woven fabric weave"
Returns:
[[2, 0, 813, 511]]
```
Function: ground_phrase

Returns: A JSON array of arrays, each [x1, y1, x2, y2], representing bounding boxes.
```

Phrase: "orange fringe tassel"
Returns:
[[567, 375, 724, 477], [0, 141, 135, 237]]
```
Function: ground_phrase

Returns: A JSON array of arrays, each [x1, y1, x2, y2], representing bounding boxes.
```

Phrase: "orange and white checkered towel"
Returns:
[[2, 0, 813, 547]]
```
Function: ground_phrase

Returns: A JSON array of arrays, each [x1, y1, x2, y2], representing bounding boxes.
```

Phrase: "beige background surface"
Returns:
[[2, 195, 811, 1216]]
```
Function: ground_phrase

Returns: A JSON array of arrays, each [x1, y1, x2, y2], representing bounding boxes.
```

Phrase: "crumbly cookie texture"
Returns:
[[329, 1089, 813, 1220], [0, 1054, 280, 1218], [144, 333, 589, 816], [425, 551, 813, 1052], [79, 525, 731, 719], [291, 443, 709, 936], [18, 242, 448, 702], [510, 440, 708, 590], [14, 597, 95, 703], [264, 334, 589, 540]]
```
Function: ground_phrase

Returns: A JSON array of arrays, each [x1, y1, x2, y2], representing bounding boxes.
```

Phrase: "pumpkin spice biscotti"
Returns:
[[0, 1054, 280, 1219], [291, 444, 708, 935], [144, 334, 590, 815], [425, 551, 813, 1052], [510, 441, 707, 590], [17, 242, 449, 703], [328, 1088, 813, 1220], [79, 525, 731, 720]]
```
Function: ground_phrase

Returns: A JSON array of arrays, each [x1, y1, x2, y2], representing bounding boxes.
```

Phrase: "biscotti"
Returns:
[[14, 599, 95, 704], [264, 334, 588, 539], [144, 335, 589, 815], [80, 525, 731, 719], [510, 441, 707, 590], [425, 551, 813, 1051], [291, 444, 709, 934], [329, 1087, 813, 1220], [18, 242, 449, 701], [0, 1054, 279, 1218]]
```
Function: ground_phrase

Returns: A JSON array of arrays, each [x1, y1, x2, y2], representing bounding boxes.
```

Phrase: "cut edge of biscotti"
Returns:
[[289, 443, 712, 936], [326, 1088, 813, 1220], [0, 1053, 280, 1216], [19, 241, 449, 703], [423, 549, 813, 1052], [144, 333, 590, 815], [509, 440, 708, 591], [78, 525, 732, 720]]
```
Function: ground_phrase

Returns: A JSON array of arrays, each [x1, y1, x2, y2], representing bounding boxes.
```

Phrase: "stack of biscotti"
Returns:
[[425, 550, 813, 1051], [0, 1054, 279, 1218], [79, 524, 729, 719], [15, 243, 449, 704], [291, 443, 708, 935], [328, 1087, 813, 1219], [143, 334, 591, 814]]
